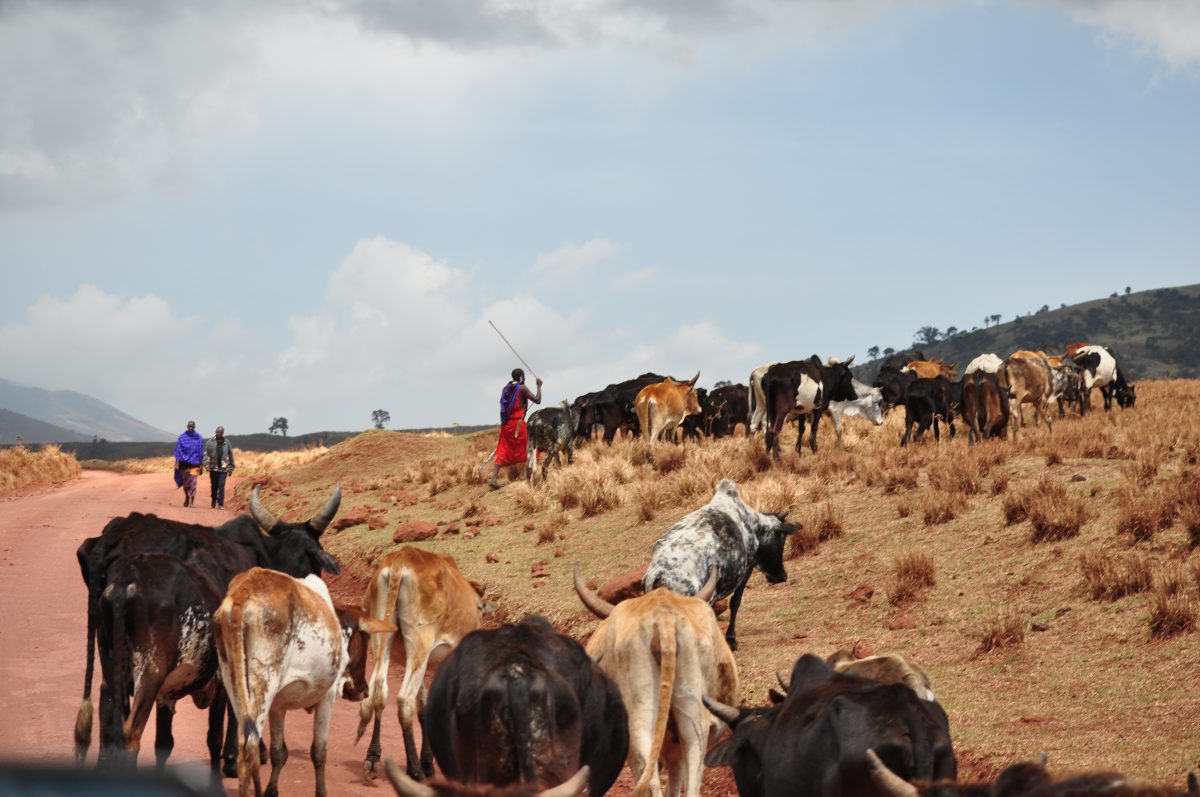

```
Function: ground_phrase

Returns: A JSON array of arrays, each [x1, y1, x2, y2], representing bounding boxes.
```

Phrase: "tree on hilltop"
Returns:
[[371, 409, 391, 429], [269, 417, 289, 436]]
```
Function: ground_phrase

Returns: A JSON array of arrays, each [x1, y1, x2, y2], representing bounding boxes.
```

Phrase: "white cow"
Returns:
[[213, 568, 394, 797], [747, 362, 779, 434], [826, 379, 884, 447], [965, 353, 1004, 374]]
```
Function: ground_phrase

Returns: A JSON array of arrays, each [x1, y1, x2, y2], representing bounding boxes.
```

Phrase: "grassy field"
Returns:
[[227, 382, 1200, 783], [0, 443, 82, 497]]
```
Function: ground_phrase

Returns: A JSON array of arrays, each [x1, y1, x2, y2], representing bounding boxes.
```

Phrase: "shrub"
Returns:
[[811, 502, 845, 540], [1115, 485, 1175, 542], [787, 522, 821, 559], [1148, 585, 1196, 638], [538, 510, 569, 544], [1079, 552, 1153, 601], [888, 551, 936, 606], [652, 444, 687, 474], [508, 482, 548, 514], [633, 481, 659, 522], [990, 474, 1009, 496], [976, 606, 1025, 653], [922, 493, 960, 526], [579, 476, 622, 517]]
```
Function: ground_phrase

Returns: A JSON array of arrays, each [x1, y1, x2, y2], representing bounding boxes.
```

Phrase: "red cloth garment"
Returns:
[[494, 391, 528, 467]]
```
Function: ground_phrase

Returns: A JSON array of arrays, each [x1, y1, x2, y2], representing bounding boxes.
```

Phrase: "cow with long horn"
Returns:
[[576, 564, 736, 797]]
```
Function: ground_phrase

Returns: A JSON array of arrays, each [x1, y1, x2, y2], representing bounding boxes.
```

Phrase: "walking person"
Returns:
[[203, 426, 235, 509], [490, 368, 542, 490], [173, 420, 205, 507]]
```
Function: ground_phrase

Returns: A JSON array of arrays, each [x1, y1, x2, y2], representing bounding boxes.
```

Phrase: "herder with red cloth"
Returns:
[[489, 368, 542, 490]]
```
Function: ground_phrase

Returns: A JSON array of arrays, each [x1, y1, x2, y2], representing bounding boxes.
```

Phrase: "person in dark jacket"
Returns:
[[202, 426, 236, 509]]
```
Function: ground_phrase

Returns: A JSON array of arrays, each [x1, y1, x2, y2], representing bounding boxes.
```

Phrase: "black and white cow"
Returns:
[[826, 379, 885, 448], [1071, 345, 1133, 413], [643, 479, 798, 651], [759, 357, 858, 460], [526, 401, 582, 481]]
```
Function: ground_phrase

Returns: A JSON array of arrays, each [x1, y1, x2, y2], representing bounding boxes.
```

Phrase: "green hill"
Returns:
[[858, 284, 1200, 382]]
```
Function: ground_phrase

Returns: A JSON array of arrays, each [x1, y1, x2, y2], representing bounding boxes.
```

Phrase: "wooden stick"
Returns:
[[488, 320, 539, 382]]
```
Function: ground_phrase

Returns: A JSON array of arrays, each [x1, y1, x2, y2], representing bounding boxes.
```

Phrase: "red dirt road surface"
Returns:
[[0, 470, 409, 796]]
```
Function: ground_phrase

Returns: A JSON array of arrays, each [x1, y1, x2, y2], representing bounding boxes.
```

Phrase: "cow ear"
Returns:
[[767, 688, 785, 705], [317, 550, 341, 576], [705, 737, 742, 768]]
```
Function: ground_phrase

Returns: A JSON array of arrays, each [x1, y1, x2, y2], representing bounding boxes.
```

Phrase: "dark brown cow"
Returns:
[[961, 370, 1010, 445]]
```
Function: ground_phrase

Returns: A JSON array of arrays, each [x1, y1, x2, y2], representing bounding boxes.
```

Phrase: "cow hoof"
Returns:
[[726, 637, 739, 652], [363, 758, 381, 781], [222, 759, 237, 778]]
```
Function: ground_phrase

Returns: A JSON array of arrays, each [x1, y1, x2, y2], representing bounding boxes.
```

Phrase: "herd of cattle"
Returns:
[[76, 466, 1198, 797], [525, 342, 1136, 476]]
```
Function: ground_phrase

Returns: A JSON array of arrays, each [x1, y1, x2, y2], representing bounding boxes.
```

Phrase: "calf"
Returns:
[[421, 616, 628, 797], [358, 546, 491, 780], [95, 554, 225, 779], [705, 654, 956, 797], [760, 356, 858, 460], [643, 479, 798, 650], [900, 377, 959, 446], [826, 379, 885, 447], [575, 569, 736, 797], [960, 370, 1010, 445], [526, 401, 581, 481], [866, 750, 1199, 797], [635, 373, 703, 449], [1003, 356, 1054, 437], [213, 568, 394, 797]]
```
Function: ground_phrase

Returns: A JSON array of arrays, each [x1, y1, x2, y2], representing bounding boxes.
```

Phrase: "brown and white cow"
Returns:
[[901, 359, 957, 379], [213, 568, 394, 797], [1003, 354, 1055, 437], [575, 566, 737, 797], [358, 546, 491, 781], [634, 373, 702, 449]]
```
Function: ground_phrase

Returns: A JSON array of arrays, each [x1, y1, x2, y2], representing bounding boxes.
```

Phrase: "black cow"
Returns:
[[705, 654, 957, 797], [760, 356, 858, 460], [872, 350, 925, 411], [420, 616, 628, 797], [899, 377, 961, 446], [75, 485, 341, 772], [643, 479, 798, 651], [96, 554, 226, 782], [573, 373, 670, 443], [961, 371, 1010, 445], [526, 402, 582, 480], [707, 384, 750, 438], [877, 350, 926, 375], [866, 749, 1199, 797]]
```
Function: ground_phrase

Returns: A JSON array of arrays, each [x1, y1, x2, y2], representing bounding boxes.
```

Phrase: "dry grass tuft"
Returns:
[[1045, 450, 1062, 466], [883, 467, 919, 494], [1004, 476, 1088, 541], [0, 443, 82, 497], [897, 501, 912, 519], [1115, 484, 1175, 542], [787, 522, 820, 559], [1079, 552, 1154, 601], [742, 476, 798, 516], [508, 482, 548, 514], [579, 475, 622, 517], [651, 444, 687, 474], [462, 496, 485, 518], [976, 605, 1026, 653], [922, 492, 961, 526], [990, 474, 1009, 496], [1148, 577, 1197, 638], [888, 551, 937, 606], [538, 510, 569, 544], [632, 481, 660, 522], [810, 501, 845, 541], [927, 450, 988, 496]]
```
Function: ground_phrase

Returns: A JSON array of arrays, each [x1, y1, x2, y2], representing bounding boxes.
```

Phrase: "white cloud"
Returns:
[[1052, 0, 1200, 71], [615, 267, 658, 290], [531, 238, 621, 277]]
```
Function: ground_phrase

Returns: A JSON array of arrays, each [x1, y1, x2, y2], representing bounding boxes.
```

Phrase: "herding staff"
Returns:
[[478, 320, 540, 473]]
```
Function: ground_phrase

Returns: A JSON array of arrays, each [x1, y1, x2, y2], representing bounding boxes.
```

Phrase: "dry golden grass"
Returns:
[[0, 443, 82, 497], [1079, 552, 1154, 601], [922, 492, 962, 526], [888, 551, 937, 606], [1115, 483, 1175, 542], [1148, 582, 1197, 638], [508, 482, 549, 514], [976, 605, 1026, 653]]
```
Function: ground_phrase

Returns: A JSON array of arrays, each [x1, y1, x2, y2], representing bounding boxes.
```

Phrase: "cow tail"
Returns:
[[506, 667, 538, 784], [359, 566, 400, 740], [634, 610, 677, 797], [74, 602, 96, 764], [224, 599, 262, 795], [747, 376, 758, 432]]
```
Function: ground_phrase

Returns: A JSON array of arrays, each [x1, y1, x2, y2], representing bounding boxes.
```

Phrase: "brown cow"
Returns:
[[575, 566, 736, 797], [358, 546, 492, 781], [961, 370, 1011, 444], [825, 651, 936, 702], [635, 372, 702, 449], [213, 568, 394, 797], [1065, 341, 1091, 358], [1003, 355, 1054, 437], [902, 359, 958, 379]]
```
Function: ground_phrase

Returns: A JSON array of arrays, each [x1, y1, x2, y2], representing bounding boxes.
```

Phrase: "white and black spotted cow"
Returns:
[[1072, 345, 1133, 413], [526, 401, 582, 481], [643, 479, 798, 651], [758, 356, 858, 461]]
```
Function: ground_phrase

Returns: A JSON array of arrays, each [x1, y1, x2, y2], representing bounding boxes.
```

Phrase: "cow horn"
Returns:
[[308, 483, 342, 534], [537, 767, 591, 797], [573, 564, 615, 619], [843, 354, 855, 366], [384, 759, 435, 797], [688, 370, 700, 386], [702, 695, 741, 724], [249, 485, 279, 533], [776, 670, 789, 691], [696, 565, 719, 603], [864, 749, 919, 797]]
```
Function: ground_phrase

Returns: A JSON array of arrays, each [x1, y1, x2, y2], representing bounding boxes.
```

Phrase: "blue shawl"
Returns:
[[174, 430, 204, 465]]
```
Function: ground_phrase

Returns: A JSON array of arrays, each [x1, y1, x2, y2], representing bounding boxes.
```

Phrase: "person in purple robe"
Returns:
[[173, 420, 205, 507]]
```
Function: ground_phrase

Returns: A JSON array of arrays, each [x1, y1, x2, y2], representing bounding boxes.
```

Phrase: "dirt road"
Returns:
[[0, 470, 407, 796]]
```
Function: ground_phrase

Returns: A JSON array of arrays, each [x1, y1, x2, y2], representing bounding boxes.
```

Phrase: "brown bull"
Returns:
[[635, 373, 702, 448]]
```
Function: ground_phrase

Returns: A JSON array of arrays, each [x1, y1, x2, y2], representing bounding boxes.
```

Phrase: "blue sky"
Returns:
[[1, 0, 1198, 435]]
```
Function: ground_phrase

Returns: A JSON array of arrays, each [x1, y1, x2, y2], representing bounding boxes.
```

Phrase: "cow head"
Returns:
[[754, 512, 799, 584], [1116, 381, 1137, 409], [386, 762, 592, 797], [823, 359, 858, 403], [250, 483, 341, 539], [336, 606, 398, 701]]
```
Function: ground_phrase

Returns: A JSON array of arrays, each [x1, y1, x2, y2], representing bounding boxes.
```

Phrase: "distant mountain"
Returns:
[[0, 378, 173, 442], [0, 408, 91, 444], [856, 284, 1200, 383]]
